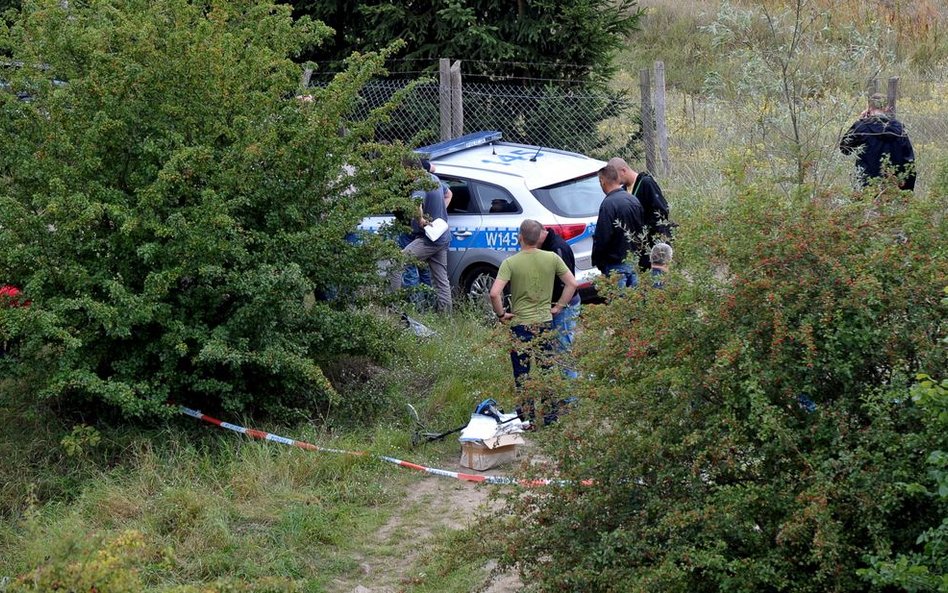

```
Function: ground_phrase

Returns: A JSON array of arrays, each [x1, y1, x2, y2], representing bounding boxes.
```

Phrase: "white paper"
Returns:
[[459, 412, 523, 442]]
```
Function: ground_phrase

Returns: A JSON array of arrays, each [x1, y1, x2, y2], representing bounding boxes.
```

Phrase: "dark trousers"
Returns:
[[510, 322, 554, 388]]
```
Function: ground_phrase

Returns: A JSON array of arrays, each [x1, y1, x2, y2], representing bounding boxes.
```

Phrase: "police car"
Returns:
[[363, 131, 606, 300]]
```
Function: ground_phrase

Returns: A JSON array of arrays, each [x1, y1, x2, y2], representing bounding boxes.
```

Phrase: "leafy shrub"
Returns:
[[7, 530, 149, 593], [0, 0, 415, 419], [5, 528, 302, 592], [860, 332, 948, 590], [495, 169, 947, 591]]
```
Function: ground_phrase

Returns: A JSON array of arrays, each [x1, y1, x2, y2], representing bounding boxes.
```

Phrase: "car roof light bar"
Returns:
[[416, 131, 503, 160]]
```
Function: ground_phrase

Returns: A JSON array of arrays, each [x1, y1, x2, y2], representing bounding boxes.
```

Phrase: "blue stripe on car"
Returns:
[[361, 223, 596, 252]]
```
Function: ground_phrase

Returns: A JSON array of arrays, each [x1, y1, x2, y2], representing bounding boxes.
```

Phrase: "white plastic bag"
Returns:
[[424, 218, 448, 241]]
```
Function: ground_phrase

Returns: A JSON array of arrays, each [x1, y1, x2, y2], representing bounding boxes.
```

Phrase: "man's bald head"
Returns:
[[608, 157, 636, 187]]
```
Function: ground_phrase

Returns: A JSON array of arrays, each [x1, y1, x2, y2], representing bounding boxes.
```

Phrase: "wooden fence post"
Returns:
[[450, 60, 464, 138], [887, 76, 900, 116], [639, 68, 656, 174], [299, 67, 313, 92], [439, 58, 452, 141], [653, 61, 670, 177]]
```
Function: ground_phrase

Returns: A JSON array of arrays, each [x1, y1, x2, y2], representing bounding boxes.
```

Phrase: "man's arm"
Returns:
[[591, 202, 612, 268], [489, 277, 513, 321], [552, 270, 578, 316], [839, 121, 863, 155], [556, 244, 576, 275], [644, 177, 670, 221], [443, 186, 453, 208], [641, 177, 672, 238]]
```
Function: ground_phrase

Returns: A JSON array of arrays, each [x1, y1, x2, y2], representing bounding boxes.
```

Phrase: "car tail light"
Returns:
[[545, 224, 587, 241]]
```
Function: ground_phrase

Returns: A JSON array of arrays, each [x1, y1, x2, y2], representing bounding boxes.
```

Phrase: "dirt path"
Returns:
[[330, 450, 523, 593]]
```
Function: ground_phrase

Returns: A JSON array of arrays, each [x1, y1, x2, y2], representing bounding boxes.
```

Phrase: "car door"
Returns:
[[448, 180, 524, 296], [441, 176, 484, 287]]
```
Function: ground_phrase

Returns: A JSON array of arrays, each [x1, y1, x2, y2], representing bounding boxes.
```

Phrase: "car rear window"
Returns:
[[531, 173, 604, 218]]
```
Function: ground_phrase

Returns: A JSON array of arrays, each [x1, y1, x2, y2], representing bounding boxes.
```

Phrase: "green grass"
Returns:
[[403, 529, 498, 593], [0, 310, 513, 592]]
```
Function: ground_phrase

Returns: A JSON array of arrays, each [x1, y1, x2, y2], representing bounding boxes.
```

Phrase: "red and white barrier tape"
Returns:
[[179, 406, 589, 487]]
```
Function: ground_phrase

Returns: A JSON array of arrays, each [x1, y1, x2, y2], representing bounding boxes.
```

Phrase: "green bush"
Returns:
[[6, 530, 150, 593], [495, 170, 947, 591], [0, 0, 414, 419], [860, 348, 948, 589]]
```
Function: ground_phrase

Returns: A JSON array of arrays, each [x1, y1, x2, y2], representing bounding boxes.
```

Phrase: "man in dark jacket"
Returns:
[[839, 93, 916, 191], [609, 157, 672, 271], [592, 164, 644, 288]]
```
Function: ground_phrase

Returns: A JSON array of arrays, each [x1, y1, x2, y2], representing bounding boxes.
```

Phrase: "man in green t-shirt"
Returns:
[[489, 220, 578, 421]]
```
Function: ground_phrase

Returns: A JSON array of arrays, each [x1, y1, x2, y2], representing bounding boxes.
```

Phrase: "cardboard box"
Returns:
[[459, 434, 524, 471]]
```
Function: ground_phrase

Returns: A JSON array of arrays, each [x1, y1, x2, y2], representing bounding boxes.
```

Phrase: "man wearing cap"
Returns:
[[840, 93, 916, 191], [389, 157, 453, 313], [398, 159, 453, 306]]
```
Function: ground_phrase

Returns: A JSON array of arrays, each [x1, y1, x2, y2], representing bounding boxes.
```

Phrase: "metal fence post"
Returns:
[[654, 61, 670, 177], [450, 60, 463, 138], [639, 68, 656, 174], [439, 58, 452, 141]]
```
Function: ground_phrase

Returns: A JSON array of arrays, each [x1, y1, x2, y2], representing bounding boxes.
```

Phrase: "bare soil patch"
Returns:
[[330, 450, 523, 593]]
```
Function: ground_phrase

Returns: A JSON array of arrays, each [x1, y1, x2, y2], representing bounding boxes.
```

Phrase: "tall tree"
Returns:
[[289, 0, 642, 83]]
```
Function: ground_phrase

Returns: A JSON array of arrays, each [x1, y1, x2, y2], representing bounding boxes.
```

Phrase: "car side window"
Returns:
[[473, 182, 521, 214], [442, 177, 478, 214]]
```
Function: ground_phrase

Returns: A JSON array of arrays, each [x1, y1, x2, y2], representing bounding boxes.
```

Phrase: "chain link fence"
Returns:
[[461, 82, 637, 158], [338, 78, 638, 158], [895, 75, 948, 161], [333, 72, 945, 192]]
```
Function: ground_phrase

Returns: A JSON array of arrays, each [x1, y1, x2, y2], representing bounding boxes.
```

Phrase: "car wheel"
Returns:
[[462, 264, 512, 319], [462, 264, 498, 302]]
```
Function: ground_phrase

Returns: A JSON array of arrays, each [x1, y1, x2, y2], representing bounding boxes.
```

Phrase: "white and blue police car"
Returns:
[[362, 131, 606, 300]]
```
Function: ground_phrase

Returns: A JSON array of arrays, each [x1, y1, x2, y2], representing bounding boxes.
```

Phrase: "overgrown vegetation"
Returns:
[[1, 1, 947, 592], [0, 0, 423, 421], [0, 309, 510, 591], [1, 428, 407, 592], [493, 165, 947, 591], [626, 0, 948, 92]]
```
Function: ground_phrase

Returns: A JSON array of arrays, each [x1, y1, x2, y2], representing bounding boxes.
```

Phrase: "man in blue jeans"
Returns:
[[591, 163, 644, 289], [539, 226, 580, 378]]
